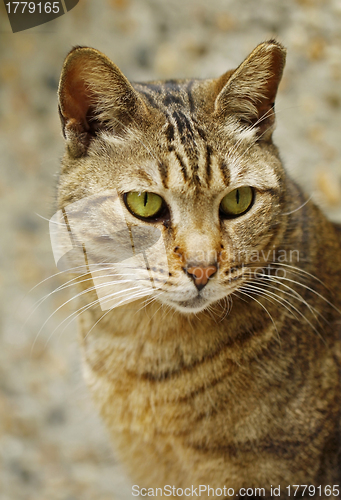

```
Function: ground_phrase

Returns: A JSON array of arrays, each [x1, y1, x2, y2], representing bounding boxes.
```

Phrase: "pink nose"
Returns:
[[186, 265, 217, 290]]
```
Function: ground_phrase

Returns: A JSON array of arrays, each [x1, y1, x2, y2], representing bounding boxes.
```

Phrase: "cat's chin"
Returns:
[[163, 295, 215, 314]]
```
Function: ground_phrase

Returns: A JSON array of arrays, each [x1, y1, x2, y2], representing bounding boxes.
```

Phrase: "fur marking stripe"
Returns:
[[186, 80, 195, 115], [175, 151, 189, 181], [163, 94, 183, 106], [138, 90, 159, 109], [172, 111, 196, 143], [206, 145, 212, 186], [219, 159, 230, 185], [158, 162, 169, 188], [165, 122, 175, 143]]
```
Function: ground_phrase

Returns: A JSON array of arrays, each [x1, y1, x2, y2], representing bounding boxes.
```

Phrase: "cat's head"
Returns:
[[56, 40, 288, 314]]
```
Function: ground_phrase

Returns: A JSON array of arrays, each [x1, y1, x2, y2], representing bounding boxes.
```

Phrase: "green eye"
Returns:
[[125, 192, 164, 219], [220, 187, 253, 216]]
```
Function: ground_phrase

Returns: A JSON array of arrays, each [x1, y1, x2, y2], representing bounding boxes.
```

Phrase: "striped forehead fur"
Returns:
[[99, 101, 275, 194]]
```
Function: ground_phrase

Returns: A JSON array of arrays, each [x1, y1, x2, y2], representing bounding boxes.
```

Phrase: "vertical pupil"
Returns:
[[144, 193, 148, 206], [236, 189, 240, 204]]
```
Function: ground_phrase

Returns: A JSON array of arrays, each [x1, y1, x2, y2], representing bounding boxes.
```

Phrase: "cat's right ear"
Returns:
[[58, 47, 147, 157]]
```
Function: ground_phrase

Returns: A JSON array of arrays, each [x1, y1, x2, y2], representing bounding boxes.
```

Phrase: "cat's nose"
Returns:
[[185, 265, 217, 291]]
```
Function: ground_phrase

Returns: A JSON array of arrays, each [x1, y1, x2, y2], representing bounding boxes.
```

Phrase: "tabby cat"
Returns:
[[56, 40, 341, 498]]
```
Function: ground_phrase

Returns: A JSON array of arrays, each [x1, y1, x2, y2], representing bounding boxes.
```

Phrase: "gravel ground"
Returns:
[[1, 0, 341, 499]]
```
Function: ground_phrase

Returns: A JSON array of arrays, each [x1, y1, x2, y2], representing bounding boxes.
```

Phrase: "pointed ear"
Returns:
[[58, 46, 147, 157], [215, 40, 286, 141]]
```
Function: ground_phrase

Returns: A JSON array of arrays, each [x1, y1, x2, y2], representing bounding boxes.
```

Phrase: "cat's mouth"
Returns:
[[159, 267, 247, 314]]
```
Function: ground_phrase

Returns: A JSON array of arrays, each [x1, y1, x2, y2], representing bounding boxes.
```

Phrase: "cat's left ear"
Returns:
[[215, 40, 286, 141]]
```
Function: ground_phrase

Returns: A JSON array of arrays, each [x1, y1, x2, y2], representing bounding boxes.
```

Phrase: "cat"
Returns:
[[55, 40, 341, 498]]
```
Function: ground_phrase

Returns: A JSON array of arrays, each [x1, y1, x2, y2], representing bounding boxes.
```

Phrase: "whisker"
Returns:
[[24, 267, 140, 333], [243, 281, 326, 341], [83, 288, 158, 342], [35, 212, 66, 225], [235, 289, 279, 339], [31, 279, 146, 353], [263, 262, 330, 290], [252, 276, 325, 325], [241, 273, 328, 344], [227, 105, 276, 159], [48, 286, 151, 349], [242, 282, 300, 321], [266, 274, 340, 315], [282, 195, 313, 216]]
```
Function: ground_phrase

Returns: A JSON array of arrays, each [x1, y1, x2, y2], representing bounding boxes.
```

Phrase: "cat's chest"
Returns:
[[79, 305, 291, 438], [77, 298, 341, 491]]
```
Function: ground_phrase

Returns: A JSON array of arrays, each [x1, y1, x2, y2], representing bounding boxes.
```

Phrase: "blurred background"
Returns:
[[1, 0, 341, 499]]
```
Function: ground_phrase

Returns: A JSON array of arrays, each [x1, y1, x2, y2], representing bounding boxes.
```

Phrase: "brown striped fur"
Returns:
[[57, 41, 341, 498]]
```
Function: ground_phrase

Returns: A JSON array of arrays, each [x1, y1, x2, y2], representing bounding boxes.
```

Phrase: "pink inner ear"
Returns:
[[263, 48, 285, 105], [60, 64, 93, 129], [255, 49, 284, 124]]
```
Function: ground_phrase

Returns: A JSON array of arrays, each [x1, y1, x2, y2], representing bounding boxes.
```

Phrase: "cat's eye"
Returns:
[[125, 192, 164, 219], [220, 186, 254, 217]]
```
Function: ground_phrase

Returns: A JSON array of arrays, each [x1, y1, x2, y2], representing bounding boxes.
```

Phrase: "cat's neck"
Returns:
[[80, 291, 286, 380]]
